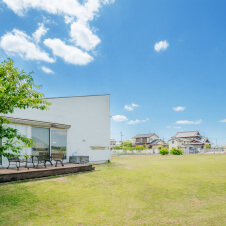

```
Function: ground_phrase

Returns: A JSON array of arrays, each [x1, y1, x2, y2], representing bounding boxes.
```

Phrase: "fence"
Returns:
[[199, 148, 226, 154], [111, 148, 226, 156], [111, 149, 158, 156]]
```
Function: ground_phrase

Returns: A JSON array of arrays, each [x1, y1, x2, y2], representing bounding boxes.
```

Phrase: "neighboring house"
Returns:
[[0, 94, 110, 167], [132, 133, 167, 151], [168, 131, 211, 153], [149, 139, 168, 152], [110, 139, 117, 150]]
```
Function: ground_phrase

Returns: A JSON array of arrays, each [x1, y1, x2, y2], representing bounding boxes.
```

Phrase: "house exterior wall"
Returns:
[[133, 134, 159, 145], [110, 140, 117, 150], [0, 95, 110, 166], [169, 139, 183, 151], [148, 134, 159, 143]]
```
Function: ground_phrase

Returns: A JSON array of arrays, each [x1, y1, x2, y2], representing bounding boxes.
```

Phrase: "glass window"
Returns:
[[51, 129, 67, 158], [32, 127, 50, 156]]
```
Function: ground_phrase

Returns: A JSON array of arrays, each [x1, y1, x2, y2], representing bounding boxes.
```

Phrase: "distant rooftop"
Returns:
[[132, 133, 155, 139], [174, 131, 200, 138], [149, 139, 161, 145]]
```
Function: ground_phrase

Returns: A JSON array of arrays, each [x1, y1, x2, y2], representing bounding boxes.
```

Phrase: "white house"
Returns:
[[132, 133, 159, 146], [0, 95, 110, 167], [168, 131, 211, 153], [132, 133, 168, 152], [110, 139, 117, 150]]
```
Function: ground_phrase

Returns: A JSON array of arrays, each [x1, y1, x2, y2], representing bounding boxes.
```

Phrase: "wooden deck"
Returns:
[[0, 163, 94, 183]]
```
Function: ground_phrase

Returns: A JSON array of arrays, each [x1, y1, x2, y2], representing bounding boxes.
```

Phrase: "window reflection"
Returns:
[[51, 129, 67, 158], [31, 127, 50, 156]]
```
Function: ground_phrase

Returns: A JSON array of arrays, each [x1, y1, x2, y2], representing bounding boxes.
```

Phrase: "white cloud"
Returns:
[[0, 29, 55, 63], [32, 23, 48, 43], [219, 119, 226, 123], [132, 103, 139, 108], [44, 38, 93, 65], [112, 115, 128, 122], [41, 66, 54, 74], [127, 118, 149, 125], [173, 106, 185, 112], [124, 105, 133, 111], [176, 119, 202, 125], [64, 16, 74, 24], [2, 0, 114, 21], [154, 40, 169, 52], [2, 0, 115, 65], [124, 103, 139, 111], [70, 21, 100, 50]]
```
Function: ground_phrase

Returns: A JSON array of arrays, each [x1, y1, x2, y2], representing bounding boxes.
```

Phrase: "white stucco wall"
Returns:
[[169, 139, 182, 150], [0, 95, 110, 166]]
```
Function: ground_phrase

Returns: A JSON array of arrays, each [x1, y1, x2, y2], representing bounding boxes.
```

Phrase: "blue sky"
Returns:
[[0, 0, 226, 145]]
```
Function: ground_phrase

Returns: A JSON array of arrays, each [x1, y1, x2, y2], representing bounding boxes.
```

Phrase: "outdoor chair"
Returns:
[[7, 157, 28, 170], [51, 153, 65, 167], [35, 155, 53, 168]]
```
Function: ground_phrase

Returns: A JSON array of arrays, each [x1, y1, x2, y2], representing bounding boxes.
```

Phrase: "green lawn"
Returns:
[[0, 155, 225, 225]]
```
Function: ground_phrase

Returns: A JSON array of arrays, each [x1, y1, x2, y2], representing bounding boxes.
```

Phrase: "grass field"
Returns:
[[0, 155, 225, 225]]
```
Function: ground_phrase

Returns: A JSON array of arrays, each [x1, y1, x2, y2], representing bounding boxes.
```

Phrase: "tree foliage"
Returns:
[[121, 140, 132, 147], [0, 59, 51, 157]]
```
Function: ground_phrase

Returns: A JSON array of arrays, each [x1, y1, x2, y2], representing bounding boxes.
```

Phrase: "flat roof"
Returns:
[[45, 94, 110, 100], [3, 116, 71, 129]]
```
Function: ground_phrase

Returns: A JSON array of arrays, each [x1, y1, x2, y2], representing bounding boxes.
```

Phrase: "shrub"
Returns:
[[205, 143, 210, 149], [135, 145, 145, 151], [159, 147, 169, 155], [170, 147, 183, 155], [113, 146, 121, 150], [122, 146, 132, 151], [158, 146, 163, 150]]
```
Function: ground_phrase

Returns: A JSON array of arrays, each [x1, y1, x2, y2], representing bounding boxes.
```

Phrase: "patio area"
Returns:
[[0, 163, 94, 183]]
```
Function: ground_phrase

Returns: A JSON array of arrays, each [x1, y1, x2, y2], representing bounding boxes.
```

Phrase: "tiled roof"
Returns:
[[132, 133, 155, 139], [171, 136, 210, 145], [149, 139, 161, 145], [174, 131, 200, 138]]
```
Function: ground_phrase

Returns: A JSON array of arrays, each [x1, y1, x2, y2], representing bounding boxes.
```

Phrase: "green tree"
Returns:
[[121, 140, 132, 147], [0, 59, 51, 157], [205, 143, 210, 149]]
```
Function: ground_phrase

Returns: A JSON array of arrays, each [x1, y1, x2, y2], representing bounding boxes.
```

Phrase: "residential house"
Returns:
[[110, 139, 117, 150], [168, 131, 211, 154], [132, 133, 168, 152], [0, 94, 110, 167]]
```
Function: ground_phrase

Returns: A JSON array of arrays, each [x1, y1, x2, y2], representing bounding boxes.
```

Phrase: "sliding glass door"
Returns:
[[31, 127, 67, 158], [51, 129, 67, 158], [31, 127, 50, 156]]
